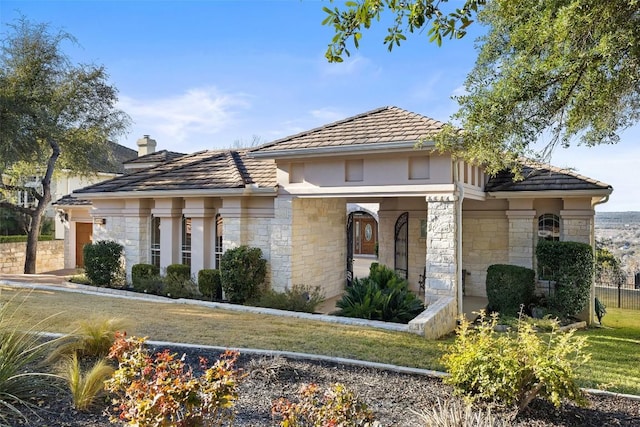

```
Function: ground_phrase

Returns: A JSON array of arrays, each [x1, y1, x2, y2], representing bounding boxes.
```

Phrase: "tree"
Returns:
[[0, 18, 129, 273], [323, 0, 640, 175]]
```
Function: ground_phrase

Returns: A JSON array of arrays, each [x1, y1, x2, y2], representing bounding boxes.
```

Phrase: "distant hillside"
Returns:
[[595, 212, 640, 276], [596, 211, 640, 229]]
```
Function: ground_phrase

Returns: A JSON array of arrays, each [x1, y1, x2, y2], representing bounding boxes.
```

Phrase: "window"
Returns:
[[538, 213, 560, 241], [181, 216, 192, 266], [150, 216, 161, 267], [215, 214, 223, 268]]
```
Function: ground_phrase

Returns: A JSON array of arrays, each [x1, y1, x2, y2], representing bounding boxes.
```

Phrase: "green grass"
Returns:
[[1, 286, 639, 395], [576, 308, 640, 395]]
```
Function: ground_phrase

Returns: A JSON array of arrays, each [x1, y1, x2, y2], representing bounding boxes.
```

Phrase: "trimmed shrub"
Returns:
[[0, 234, 54, 243], [255, 285, 325, 313], [220, 246, 267, 304], [442, 311, 589, 413], [334, 263, 424, 323], [83, 240, 125, 288], [166, 263, 191, 282], [131, 263, 160, 290], [164, 275, 200, 299], [485, 264, 535, 317], [536, 240, 594, 318], [198, 269, 222, 301]]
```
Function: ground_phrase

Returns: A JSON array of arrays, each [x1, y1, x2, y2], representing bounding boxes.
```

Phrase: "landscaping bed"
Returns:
[[15, 345, 640, 427]]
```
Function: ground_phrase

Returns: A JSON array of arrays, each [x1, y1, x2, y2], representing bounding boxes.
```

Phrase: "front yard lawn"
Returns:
[[1, 285, 638, 395]]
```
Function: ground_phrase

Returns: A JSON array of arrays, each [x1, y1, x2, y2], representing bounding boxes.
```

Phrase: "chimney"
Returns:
[[137, 135, 157, 157]]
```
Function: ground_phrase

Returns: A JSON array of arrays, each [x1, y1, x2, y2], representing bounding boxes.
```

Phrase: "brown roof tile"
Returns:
[[485, 160, 612, 192], [74, 150, 276, 195], [254, 106, 445, 153]]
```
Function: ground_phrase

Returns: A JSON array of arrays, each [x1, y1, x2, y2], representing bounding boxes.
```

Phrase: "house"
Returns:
[[60, 107, 612, 338], [53, 136, 183, 267]]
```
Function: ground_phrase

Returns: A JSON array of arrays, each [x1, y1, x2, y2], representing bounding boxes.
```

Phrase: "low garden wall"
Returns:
[[0, 240, 64, 274]]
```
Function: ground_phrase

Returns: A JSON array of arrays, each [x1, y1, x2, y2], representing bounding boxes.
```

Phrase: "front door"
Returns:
[[359, 217, 377, 255], [75, 222, 93, 267]]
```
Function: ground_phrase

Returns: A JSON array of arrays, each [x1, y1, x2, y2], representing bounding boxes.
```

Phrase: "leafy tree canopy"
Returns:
[[0, 17, 129, 272], [324, 0, 640, 175]]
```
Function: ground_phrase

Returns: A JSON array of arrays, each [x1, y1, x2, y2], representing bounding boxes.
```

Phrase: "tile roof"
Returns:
[[91, 141, 138, 174], [73, 150, 276, 195], [485, 160, 612, 192], [124, 150, 185, 165], [52, 194, 91, 207], [253, 106, 446, 153]]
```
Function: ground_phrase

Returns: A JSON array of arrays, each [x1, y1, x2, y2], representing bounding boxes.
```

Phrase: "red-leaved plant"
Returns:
[[105, 332, 243, 426], [272, 382, 376, 427]]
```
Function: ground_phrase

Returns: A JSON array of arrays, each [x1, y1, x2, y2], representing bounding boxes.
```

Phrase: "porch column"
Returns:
[[506, 209, 536, 269], [183, 199, 216, 275], [151, 198, 182, 269], [424, 195, 458, 304], [121, 199, 151, 280], [269, 196, 293, 292], [560, 210, 593, 245]]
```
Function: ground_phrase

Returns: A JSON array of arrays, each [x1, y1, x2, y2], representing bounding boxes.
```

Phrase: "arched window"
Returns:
[[538, 214, 560, 241]]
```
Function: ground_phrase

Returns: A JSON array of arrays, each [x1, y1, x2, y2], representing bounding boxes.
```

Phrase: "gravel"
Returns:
[[13, 345, 640, 426]]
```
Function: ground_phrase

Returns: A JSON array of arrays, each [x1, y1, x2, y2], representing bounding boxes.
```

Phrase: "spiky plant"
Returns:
[[0, 293, 60, 424], [46, 316, 129, 363], [413, 399, 505, 427], [57, 354, 114, 411]]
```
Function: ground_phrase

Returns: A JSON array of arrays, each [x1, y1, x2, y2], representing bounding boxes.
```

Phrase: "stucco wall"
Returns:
[[291, 198, 346, 299], [0, 240, 64, 274]]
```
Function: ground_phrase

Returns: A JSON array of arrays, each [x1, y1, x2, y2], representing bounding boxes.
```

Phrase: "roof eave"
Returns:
[[487, 188, 613, 199], [74, 187, 277, 200], [250, 140, 436, 159]]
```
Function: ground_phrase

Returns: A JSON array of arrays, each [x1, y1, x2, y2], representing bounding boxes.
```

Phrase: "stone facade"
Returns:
[[424, 195, 458, 303], [270, 196, 293, 292], [291, 198, 346, 299], [462, 212, 509, 297], [506, 210, 537, 269], [0, 240, 65, 274], [561, 211, 593, 244]]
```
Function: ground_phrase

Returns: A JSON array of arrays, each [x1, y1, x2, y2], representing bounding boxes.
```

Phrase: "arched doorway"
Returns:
[[394, 212, 408, 279]]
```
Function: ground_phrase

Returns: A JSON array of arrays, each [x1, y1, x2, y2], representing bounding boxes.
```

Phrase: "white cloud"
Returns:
[[117, 87, 251, 149]]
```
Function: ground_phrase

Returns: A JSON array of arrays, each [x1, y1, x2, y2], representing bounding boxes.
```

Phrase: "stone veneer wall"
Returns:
[[507, 211, 536, 269], [462, 213, 509, 297], [291, 198, 346, 299], [0, 240, 64, 274], [561, 216, 592, 244], [424, 196, 458, 303], [270, 197, 293, 292]]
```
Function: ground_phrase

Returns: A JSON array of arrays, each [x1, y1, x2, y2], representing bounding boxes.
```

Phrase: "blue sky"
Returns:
[[2, 0, 638, 211]]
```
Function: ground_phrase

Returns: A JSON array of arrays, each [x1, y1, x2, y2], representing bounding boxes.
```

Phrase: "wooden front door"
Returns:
[[359, 217, 377, 255], [75, 222, 93, 267]]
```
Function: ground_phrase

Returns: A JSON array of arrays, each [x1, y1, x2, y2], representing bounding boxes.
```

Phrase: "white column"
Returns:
[[183, 198, 216, 275], [424, 195, 458, 303], [151, 198, 182, 269]]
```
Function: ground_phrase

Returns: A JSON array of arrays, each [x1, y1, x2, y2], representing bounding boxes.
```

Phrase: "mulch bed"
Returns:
[[12, 345, 640, 426]]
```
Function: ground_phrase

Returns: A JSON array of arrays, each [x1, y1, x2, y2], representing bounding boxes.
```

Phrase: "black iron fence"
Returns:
[[595, 274, 640, 310]]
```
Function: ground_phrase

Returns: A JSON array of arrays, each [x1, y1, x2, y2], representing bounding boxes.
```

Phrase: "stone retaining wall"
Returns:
[[0, 240, 65, 273]]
